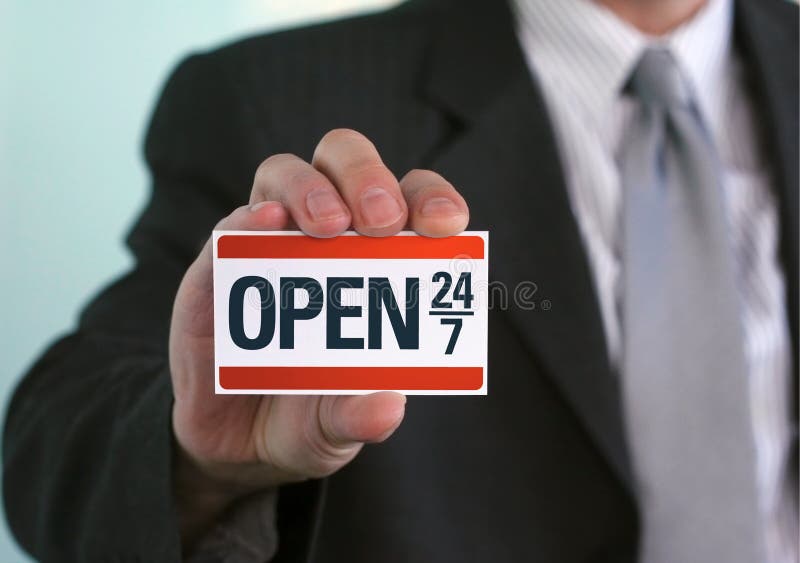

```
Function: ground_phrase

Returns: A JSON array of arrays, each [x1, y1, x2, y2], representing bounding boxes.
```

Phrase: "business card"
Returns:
[[213, 231, 489, 395]]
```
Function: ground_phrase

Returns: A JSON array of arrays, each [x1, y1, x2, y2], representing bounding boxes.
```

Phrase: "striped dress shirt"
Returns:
[[512, 0, 797, 561]]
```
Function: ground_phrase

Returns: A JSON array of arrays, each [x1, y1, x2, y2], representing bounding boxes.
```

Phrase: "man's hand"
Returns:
[[169, 129, 469, 546]]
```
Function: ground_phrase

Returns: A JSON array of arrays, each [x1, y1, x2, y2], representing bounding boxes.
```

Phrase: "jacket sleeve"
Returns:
[[2, 51, 270, 562]]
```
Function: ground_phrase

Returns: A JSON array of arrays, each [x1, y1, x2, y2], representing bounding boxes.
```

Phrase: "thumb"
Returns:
[[261, 392, 407, 478], [320, 392, 407, 446]]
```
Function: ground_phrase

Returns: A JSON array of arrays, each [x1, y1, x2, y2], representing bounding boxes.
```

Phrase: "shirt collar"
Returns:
[[513, 0, 733, 124], [669, 0, 733, 120]]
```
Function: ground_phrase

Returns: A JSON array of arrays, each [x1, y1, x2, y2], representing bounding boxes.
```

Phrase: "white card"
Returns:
[[213, 231, 489, 395]]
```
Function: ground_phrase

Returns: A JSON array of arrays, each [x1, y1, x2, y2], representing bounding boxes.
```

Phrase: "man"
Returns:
[[4, 0, 797, 561]]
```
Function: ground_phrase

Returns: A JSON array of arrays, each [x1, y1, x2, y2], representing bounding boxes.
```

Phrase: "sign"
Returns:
[[213, 231, 489, 395]]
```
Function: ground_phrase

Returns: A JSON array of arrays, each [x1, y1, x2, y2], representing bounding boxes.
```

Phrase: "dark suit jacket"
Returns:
[[4, 0, 797, 561]]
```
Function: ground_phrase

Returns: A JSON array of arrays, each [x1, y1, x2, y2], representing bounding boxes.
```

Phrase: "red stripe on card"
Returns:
[[217, 235, 484, 259], [219, 366, 483, 390]]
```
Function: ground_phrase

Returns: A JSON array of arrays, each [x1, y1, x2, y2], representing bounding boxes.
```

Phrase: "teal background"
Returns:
[[0, 1, 396, 560]]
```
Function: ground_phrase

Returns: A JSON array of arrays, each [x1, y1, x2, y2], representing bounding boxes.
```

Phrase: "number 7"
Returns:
[[440, 318, 462, 355]]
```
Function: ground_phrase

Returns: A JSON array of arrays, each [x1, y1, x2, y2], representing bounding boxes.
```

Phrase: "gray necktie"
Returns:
[[620, 48, 764, 563]]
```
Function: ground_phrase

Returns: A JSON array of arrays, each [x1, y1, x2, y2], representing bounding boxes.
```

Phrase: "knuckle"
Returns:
[[421, 180, 457, 194], [253, 153, 301, 201], [304, 431, 347, 476], [301, 406, 351, 475], [320, 127, 369, 146], [254, 153, 297, 182], [402, 169, 458, 203], [343, 161, 392, 186], [315, 128, 379, 168], [287, 167, 328, 194], [406, 167, 435, 178], [405, 168, 450, 186]]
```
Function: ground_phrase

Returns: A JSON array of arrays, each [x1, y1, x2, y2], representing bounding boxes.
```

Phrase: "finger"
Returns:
[[252, 153, 351, 238], [195, 200, 290, 290], [400, 169, 469, 237], [177, 201, 290, 330], [312, 129, 407, 236]]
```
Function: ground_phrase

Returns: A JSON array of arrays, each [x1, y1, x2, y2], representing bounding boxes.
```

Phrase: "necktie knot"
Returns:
[[628, 48, 691, 109]]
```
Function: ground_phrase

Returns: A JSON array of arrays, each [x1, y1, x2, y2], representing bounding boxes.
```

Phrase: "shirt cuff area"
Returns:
[[186, 489, 279, 563]]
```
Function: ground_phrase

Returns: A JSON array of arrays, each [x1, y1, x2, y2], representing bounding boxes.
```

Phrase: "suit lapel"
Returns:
[[735, 0, 799, 484], [420, 0, 634, 490], [735, 0, 799, 378]]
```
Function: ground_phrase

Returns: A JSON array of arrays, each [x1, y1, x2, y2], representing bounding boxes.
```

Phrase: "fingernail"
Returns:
[[306, 188, 347, 221], [250, 201, 270, 212], [360, 187, 403, 228], [420, 197, 461, 217]]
